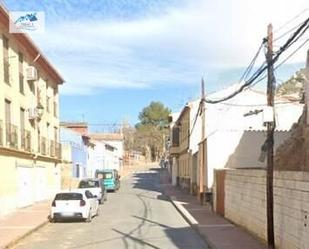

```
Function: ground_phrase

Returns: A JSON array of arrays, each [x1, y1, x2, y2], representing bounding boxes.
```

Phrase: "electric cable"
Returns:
[[204, 16, 309, 104], [274, 8, 309, 34]]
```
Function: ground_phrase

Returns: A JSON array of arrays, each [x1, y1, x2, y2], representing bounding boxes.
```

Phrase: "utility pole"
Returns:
[[199, 78, 206, 203], [304, 50, 309, 125], [266, 23, 275, 249]]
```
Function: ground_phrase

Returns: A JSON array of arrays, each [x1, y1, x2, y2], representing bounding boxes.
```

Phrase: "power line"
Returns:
[[239, 42, 265, 82], [204, 16, 309, 104], [275, 37, 309, 70], [274, 21, 304, 42], [274, 8, 309, 34], [177, 16, 309, 140]]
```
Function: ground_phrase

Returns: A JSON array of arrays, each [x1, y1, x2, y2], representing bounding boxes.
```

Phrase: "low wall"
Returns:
[[221, 169, 309, 249], [61, 163, 79, 190]]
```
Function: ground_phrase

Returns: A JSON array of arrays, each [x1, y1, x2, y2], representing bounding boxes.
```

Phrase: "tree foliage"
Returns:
[[137, 101, 171, 128], [135, 101, 171, 161]]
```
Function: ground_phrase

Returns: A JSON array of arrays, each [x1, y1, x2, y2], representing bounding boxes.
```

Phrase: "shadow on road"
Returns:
[[131, 168, 170, 201], [112, 216, 207, 249]]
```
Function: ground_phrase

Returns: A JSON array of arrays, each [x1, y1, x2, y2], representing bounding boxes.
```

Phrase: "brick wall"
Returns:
[[221, 169, 309, 249]]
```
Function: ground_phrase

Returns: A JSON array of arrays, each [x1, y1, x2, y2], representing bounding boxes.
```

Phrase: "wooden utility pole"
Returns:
[[266, 23, 275, 249], [199, 78, 206, 203], [304, 50, 309, 125]]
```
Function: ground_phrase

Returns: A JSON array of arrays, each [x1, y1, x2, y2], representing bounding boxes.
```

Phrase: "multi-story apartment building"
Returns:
[[0, 6, 64, 215]]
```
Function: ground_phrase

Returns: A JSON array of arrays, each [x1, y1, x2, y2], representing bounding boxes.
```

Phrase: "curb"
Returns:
[[2, 220, 49, 249], [166, 194, 217, 249]]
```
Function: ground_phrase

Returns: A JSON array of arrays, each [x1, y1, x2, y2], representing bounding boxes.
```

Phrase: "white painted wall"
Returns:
[[203, 88, 303, 189], [87, 139, 122, 175]]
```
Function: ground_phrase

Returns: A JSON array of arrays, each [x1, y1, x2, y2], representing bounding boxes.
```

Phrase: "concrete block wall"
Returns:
[[274, 171, 309, 249], [224, 169, 267, 240], [223, 169, 309, 249]]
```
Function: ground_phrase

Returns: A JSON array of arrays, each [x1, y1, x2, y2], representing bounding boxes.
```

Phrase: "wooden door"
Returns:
[[216, 170, 225, 216]]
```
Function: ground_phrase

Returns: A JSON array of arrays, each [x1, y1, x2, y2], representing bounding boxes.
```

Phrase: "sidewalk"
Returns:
[[0, 200, 50, 249], [162, 183, 268, 249], [0, 166, 140, 249]]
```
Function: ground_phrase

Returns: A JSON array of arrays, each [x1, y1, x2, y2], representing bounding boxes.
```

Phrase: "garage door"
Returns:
[[17, 166, 34, 208], [35, 167, 47, 201]]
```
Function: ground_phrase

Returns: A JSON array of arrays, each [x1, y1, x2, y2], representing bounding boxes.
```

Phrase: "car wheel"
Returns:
[[86, 211, 92, 222], [50, 218, 56, 223]]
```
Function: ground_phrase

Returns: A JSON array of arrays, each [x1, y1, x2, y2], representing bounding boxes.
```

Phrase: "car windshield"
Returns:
[[54, 193, 83, 200], [78, 180, 99, 188], [96, 172, 113, 179], [102, 172, 113, 179]]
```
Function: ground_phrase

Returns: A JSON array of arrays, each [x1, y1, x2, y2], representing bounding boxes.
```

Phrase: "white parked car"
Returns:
[[50, 189, 99, 222], [78, 178, 107, 204]]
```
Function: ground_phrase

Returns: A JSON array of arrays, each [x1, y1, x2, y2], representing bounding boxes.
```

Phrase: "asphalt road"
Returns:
[[11, 166, 208, 249]]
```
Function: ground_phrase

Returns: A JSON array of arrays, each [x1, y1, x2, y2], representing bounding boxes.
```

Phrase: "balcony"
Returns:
[[6, 123, 18, 149], [55, 142, 61, 159], [169, 126, 180, 155], [0, 120, 3, 146], [49, 140, 55, 157], [21, 128, 31, 152], [40, 136, 47, 155], [47, 140, 61, 159]]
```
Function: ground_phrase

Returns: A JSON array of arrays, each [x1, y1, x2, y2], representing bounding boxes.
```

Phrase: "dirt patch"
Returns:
[[275, 107, 309, 171]]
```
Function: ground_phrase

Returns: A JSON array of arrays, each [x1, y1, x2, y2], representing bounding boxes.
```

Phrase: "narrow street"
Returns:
[[11, 166, 208, 249]]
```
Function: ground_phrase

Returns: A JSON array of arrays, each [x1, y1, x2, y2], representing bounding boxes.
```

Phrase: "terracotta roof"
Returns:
[[60, 122, 88, 127], [89, 133, 124, 141]]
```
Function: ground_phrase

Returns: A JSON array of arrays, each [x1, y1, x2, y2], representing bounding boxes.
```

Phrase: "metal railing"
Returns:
[[55, 142, 61, 159], [40, 136, 47, 155], [50, 140, 55, 157], [21, 128, 31, 152], [5, 123, 18, 149]]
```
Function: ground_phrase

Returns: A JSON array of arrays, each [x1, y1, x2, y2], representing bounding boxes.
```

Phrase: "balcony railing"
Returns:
[[21, 128, 31, 152], [50, 140, 55, 157], [55, 142, 61, 159], [6, 123, 18, 149], [40, 136, 47, 155], [0, 120, 3, 146]]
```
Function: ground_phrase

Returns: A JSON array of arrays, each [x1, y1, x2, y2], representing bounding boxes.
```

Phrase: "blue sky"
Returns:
[[4, 0, 309, 130]]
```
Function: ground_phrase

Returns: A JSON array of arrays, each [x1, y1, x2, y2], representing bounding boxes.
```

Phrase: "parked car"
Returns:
[[77, 178, 107, 204], [95, 169, 120, 192], [50, 189, 99, 222]]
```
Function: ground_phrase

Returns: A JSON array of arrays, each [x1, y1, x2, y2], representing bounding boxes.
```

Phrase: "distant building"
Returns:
[[87, 138, 119, 176], [60, 127, 88, 188], [89, 133, 124, 170], [60, 122, 88, 135]]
